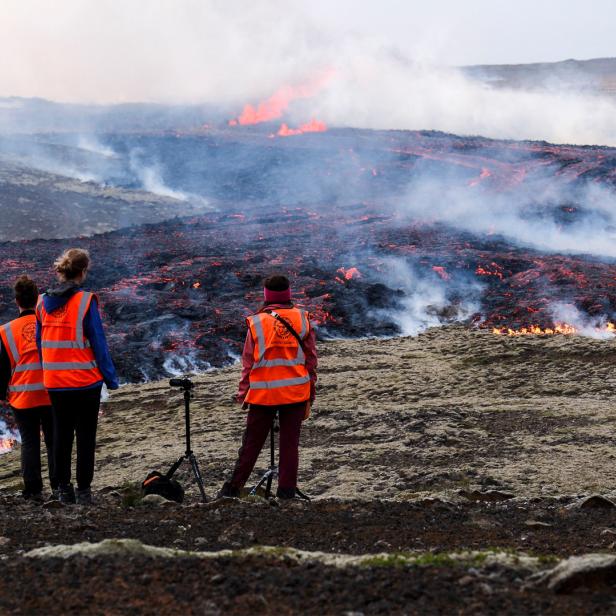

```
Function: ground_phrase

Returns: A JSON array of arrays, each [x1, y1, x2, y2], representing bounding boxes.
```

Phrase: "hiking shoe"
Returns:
[[76, 487, 92, 506], [50, 488, 60, 501], [22, 490, 44, 503], [218, 481, 240, 498], [58, 484, 76, 504], [276, 487, 296, 500]]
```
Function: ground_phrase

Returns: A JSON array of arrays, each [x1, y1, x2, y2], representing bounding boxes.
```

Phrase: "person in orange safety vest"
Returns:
[[0, 275, 58, 501], [36, 248, 118, 505], [219, 275, 317, 499]]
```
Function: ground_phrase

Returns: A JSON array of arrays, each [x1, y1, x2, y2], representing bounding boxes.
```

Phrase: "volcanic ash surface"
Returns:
[[3, 327, 616, 614], [3, 325, 616, 500]]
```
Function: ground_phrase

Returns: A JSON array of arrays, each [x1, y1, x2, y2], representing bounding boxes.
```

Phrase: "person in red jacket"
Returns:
[[0, 276, 57, 501], [220, 275, 317, 499]]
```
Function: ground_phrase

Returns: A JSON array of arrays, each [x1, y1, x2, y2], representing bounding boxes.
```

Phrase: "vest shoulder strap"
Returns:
[[263, 309, 305, 347]]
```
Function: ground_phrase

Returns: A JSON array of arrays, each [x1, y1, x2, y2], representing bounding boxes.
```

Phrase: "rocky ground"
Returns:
[[0, 157, 211, 241], [3, 326, 616, 613]]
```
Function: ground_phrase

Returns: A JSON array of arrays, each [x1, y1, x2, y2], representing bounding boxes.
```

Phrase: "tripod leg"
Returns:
[[189, 454, 208, 503], [265, 472, 273, 498], [249, 472, 271, 496], [265, 413, 276, 497], [166, 456, 185, 479]]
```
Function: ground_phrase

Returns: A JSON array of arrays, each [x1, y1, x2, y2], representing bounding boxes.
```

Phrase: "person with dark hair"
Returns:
[[220, 274, 318, 499], [36, 248, 119, 505], [0, 275, 57, 501]]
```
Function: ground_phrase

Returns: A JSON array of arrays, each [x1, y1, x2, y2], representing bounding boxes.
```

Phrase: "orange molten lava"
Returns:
[[0, 437, 16, 454], [228, 71, 333, 126], [491, 322, 616, 336], [277, 118, 327, 137], [432, 266, 450, 281], [335, 267, 361, 284], [468, 167, 492, 187], [476, 263, 504, 281]]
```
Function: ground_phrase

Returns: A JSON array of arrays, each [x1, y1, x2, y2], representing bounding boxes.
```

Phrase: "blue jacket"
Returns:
[[36, 283, 119, 391]]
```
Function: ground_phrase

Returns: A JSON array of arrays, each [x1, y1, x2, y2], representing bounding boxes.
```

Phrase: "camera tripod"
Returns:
[[166, 378, 207, 503], [249, 410, 310, 501], [249, 411, 280, 498]]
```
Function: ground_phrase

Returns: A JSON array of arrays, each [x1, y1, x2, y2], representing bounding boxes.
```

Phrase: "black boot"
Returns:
[[218, 481, 240, 498], [58, 484, 76, 504], [276, 486, 296, 500], [22, 489, 44, 503], [76, 487, 92, 506]]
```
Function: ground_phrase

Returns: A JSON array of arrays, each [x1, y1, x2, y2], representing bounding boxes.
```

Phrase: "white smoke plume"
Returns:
[[0, 1, 615, 145], [77, 135, 117, 159], [128, 150, 189, 201], [397, 168, 616, 259], [374, 257, 482, 336], [549, 302, 616, 339]]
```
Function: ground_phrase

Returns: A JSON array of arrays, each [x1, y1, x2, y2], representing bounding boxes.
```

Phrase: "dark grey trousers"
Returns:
[[12, 405, 58, 495]]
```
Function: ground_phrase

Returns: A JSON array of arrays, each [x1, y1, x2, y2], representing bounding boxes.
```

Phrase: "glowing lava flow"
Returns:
[[336, 267, 361, 284], [0, 437, 16, 454], [432, 266, 450, 281], [228, 71, 333, 126], [468, 167, 492, 187], [277, 118, 327, 137], [492, 323, 616, 336]]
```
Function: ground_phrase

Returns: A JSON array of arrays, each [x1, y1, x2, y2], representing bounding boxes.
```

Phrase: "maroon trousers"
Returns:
[[230, 402, 305, 490]]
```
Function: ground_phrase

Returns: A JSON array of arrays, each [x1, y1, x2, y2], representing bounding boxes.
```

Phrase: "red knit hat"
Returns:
[[263, 275, 291, 303], [264, 287, 291, 303]]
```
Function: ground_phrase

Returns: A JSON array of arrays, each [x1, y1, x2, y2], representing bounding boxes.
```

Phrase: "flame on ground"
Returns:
[[492, 323, 616, 336], [277, 118, 327, 137], [228, 71, 333, 126]]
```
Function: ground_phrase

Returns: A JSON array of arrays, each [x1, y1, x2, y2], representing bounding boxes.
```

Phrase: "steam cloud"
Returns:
[[549, 302, 616, 339], [375, 257, 482, 336], [398, 169, 616, 259]]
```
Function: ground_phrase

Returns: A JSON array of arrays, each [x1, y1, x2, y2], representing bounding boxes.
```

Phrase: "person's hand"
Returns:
[[303, 400, 312, 421]]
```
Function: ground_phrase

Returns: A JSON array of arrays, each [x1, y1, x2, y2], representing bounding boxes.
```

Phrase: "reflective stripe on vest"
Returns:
[[0, 315, 50, 409], [43, 361, 98, 370], [41, 340, 91, 349], [14, 362, 44, 373], [245, 308, 311, 405], [2, 322, 20, 363], [9, 383, 47, 393], [251, 310, 309, 369], [37, 291, 104, 389], [249, 375, 311, 390]]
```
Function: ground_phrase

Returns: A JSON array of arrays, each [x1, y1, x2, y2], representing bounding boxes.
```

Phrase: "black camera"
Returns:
[[169, 377, 194, 389]]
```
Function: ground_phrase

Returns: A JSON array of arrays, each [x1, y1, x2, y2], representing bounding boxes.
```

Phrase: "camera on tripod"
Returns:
[[169, 377, 194, 389], [142, 375, 207, 503]]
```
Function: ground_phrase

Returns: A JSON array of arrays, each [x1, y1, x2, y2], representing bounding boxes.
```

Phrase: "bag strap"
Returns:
[[263, 309, 305, 348]]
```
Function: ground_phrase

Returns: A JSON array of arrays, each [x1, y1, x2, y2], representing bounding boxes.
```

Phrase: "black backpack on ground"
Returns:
[[142, 471, 185, 503]]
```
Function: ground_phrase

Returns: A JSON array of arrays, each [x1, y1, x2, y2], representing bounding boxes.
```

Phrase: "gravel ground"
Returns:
[[2, 326, 616, 613]]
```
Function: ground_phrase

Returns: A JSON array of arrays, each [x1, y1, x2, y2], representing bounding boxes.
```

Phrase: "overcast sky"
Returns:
[[301, 0, 616, 66], [0, 0, 614, 103]]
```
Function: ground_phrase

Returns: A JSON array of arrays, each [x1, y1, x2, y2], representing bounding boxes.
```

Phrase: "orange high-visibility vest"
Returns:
[[245, 307, 311, 406], [36, 291, 104, 389], [0, 314, 50, 409]]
